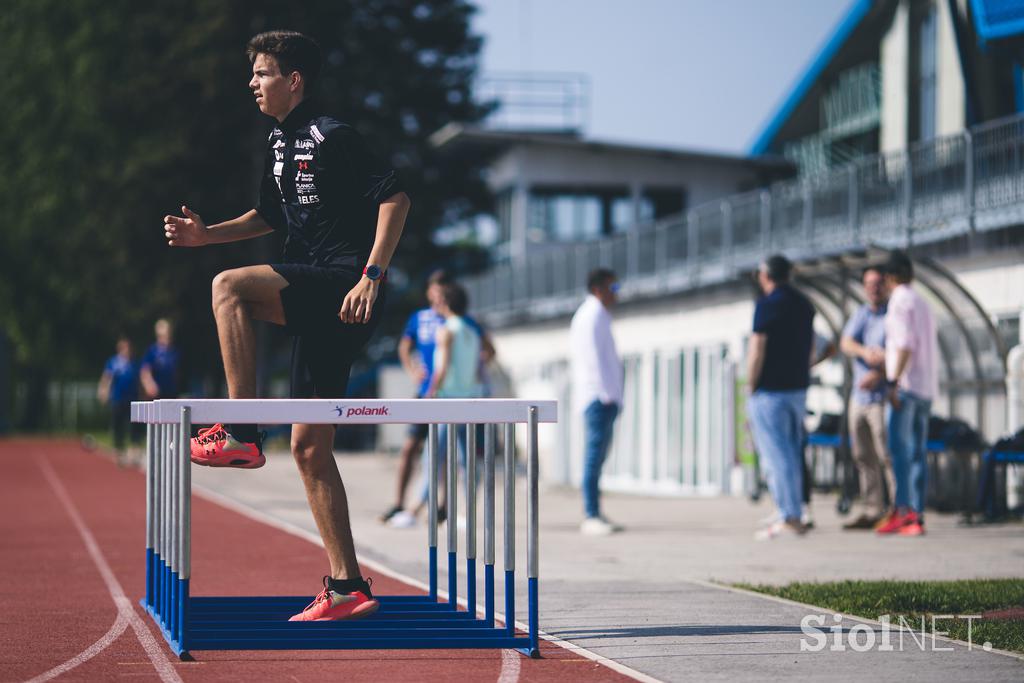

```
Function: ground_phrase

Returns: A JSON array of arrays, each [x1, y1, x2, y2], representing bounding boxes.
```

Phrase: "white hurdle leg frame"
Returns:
[[131, 398, 556, 659]]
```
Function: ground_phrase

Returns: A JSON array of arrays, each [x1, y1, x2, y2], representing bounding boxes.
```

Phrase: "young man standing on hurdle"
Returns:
[[162, 31, 410, 621]]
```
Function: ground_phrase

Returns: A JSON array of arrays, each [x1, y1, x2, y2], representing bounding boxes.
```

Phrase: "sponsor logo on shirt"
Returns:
[[295, 139, 315, 149], [272, 139, 285, 148], [294, 153, 313, 161]]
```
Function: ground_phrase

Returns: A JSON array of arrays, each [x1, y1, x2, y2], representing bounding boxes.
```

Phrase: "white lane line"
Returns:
[[498, 647, 521, 683], [37, 458, 183, 683], [193, 483, 663, 683], [26, 610, 130, 683]]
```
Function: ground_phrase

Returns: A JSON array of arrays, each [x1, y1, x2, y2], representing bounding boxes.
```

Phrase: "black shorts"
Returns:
[[270, 263, 386, 399]]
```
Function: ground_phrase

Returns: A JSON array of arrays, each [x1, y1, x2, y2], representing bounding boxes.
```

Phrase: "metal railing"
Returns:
[[465, 113, 1024, 326]]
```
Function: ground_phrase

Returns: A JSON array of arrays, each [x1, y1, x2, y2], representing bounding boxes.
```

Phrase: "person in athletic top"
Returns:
[[140, 319, 180, 399], [98, 335, 142, 466], [162, 31, 410, 621]]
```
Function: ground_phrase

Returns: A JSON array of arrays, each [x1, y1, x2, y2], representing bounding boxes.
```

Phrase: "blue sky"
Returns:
[[471, 0, 854, 154]]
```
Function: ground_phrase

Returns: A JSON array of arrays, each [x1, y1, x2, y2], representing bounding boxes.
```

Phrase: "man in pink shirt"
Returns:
[[877, 252, 938, 536]]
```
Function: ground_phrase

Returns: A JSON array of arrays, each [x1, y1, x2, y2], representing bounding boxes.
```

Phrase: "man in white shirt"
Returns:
[[570, 269, 624, 536]]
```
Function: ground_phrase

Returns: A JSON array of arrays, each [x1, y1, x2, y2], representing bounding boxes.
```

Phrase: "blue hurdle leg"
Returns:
[[504, 569, 515, 634], [467, 559, 476, 617], [485, 563, 495, 626], [429, 545, 438, 601], [448, 552, 458, 610], [145, 548, 154, 609], [527, 577, 540, 658]]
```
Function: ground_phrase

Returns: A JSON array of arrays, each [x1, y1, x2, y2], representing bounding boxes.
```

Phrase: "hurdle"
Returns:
[[131, 398, 556, 659]]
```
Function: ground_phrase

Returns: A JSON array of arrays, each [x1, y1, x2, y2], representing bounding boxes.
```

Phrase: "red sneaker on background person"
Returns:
[[190, 424, 265, 469], [876, 508, 915, 534], [898, 512, 926, 536]]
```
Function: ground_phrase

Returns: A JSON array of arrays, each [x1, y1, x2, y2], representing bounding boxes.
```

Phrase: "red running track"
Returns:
[[0, 439, 632, 682]]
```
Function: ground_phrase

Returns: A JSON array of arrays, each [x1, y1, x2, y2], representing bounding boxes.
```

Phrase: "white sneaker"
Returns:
[[754, 520, 806, 541], [388, 510, 417, 529], [580, 517, 616, 536]]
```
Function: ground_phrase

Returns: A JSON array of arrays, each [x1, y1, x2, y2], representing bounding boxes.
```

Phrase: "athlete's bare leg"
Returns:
[[210, 265, 288, 398], [292, 423, 361, 579], [210, 265, 360, 578]]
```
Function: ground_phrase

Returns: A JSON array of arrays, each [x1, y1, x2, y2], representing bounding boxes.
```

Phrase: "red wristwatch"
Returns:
[[363, 265, 387, 283]]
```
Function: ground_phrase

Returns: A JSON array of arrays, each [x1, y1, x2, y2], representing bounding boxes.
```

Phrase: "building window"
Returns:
[[643, 187, 687, 220], [528, 186, 628, 242]]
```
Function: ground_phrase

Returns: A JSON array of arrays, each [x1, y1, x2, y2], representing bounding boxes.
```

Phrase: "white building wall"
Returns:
[[880, 0, 909, 153], [936, 0, 966, 136]]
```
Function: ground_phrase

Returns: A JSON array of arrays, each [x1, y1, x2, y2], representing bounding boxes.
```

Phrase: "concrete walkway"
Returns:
[[193, 450, 1024, 682]]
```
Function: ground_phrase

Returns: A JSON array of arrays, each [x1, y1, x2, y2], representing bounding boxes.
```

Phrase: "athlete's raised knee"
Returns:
[[211, 270, 243, 311]]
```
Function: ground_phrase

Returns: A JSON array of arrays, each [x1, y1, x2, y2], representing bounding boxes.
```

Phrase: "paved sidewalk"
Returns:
[[193, 450, 1024, 682]]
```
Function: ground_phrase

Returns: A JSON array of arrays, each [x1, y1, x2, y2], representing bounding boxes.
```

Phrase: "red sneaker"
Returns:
[[876, 509, 913, 534], [190, 425, 265, 469], [898, 517, 925, 536], [289, 577, 379, 622]]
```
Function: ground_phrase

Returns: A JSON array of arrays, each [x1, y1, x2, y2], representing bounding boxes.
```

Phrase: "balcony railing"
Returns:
[[464, 113, 1024, 326]]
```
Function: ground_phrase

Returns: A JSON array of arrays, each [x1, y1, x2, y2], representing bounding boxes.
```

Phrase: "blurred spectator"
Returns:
[[840, 266, 895, 529], [571, 269, 624, 536], [385, 271, 493, 528], [140, 318, 180, 399], [746, 255, 815, 540], [97, 335, 141, 466], [408, 282, 483, 523], [876, 252, 938, 537]]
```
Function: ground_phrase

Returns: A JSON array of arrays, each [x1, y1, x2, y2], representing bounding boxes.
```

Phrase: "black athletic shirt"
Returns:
[[255, 99, 403, 271], [752, 283, 815, 392]]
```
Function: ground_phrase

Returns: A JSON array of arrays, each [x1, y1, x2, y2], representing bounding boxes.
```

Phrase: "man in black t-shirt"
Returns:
[[162, 31, 410, 620], [746, 255, 815, 540]]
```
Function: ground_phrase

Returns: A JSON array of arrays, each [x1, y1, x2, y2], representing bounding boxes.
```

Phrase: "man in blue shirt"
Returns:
[[141, 319, 180, 399], [840, 266, 894, 529], [746, 255, 815, 539], [98, 335, 141, 465], [381, 270, 493, 525]]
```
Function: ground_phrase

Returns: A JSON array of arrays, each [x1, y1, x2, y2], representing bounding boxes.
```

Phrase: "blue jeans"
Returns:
[[418, 424, 469, 504], [887, 390, 931, 515], [747, 390, 806, 522], [582, 400, 619, 519]]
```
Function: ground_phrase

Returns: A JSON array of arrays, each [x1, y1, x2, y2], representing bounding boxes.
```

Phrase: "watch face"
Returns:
[[365, 265, 382, 280]]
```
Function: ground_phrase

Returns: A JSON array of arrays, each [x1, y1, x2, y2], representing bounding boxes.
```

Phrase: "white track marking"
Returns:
[[193, 483, 663, 683], [498, 647, 521, 683], [25, 610, 129, 683], [37, 458, 183, 683]]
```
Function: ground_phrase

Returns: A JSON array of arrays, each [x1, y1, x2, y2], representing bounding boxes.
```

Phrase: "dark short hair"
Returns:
[[883, 251, 914, 282], [862, 265, 884, 280], [586, 268, 617, 293], [427, 269, 453, 287], [247, 31, 322, 91], [761, 254, 792, 283], [441, 283, 469, 316]]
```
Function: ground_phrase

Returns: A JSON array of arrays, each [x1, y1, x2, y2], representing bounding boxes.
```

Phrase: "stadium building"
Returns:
[[413, 0, 1024, 507]]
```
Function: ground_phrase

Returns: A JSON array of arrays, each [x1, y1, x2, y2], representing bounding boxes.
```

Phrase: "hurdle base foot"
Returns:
[[516, 646, 541, 659]]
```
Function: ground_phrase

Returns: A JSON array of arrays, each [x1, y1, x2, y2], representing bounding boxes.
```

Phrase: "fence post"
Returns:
[[848, 163, 860, 245], [686, 210, 699, 285], [903, 149, 914, 247], [721, 201, 733, 276], [964, 131, 975, 234], [759, 190, 771, 254]]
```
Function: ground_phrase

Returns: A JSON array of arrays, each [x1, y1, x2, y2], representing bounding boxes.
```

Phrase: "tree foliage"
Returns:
[[0, 0, 492, 390]]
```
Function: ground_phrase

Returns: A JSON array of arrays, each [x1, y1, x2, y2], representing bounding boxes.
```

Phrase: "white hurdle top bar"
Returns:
[[131, 398, 557, 425]]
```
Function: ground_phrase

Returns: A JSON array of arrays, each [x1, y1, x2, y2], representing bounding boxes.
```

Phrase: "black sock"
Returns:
[[227, 424, 258, 442], [328, 576, 372, 598]]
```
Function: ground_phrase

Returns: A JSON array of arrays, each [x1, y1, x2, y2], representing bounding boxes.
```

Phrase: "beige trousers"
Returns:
[[848, 401, 896, 517]]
